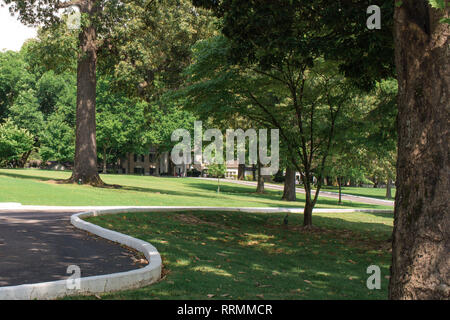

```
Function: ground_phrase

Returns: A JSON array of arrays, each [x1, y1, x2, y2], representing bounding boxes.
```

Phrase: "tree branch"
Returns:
[[56, 0, 82, 9]]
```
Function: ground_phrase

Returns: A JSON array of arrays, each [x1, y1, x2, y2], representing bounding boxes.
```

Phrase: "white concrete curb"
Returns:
[[0, 208, 162, 300], [0, 206, 393, 300], [0, 202, 22, 209]]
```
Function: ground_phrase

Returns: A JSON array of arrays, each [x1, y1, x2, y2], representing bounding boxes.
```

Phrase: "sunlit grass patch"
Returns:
[[65, 209, 393, 300]]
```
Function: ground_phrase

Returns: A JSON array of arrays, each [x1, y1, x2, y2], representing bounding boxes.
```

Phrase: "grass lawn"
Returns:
[[320, 186, 396, 200], [266, 180, 395, 200], [67, 209, 393, 300], [0, 169, 392, 209]]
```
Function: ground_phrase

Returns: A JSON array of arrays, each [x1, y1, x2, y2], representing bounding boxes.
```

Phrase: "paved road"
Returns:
[[198, 178, 394, 207], [0, 209, 145, 287]]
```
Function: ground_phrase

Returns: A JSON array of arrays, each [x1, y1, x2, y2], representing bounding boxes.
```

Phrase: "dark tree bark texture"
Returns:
[[282, 167, 297, 201], [68, 0, 103, 186], [390, 1, 449, 300]]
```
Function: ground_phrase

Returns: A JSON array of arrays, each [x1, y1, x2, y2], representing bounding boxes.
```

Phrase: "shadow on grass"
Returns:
[[75, 210, 392, 300], [320, 186, 395, 200], [0, 170, 386, 209], [0, 170, 60, 182], [0, 170, 123, 189], [184, 181, 383, 209]]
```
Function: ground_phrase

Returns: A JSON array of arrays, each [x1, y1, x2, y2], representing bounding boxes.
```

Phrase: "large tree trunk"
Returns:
[[69, 3, 102, 186], [390, 2, 449, 300], [282, 167, 296, 201]]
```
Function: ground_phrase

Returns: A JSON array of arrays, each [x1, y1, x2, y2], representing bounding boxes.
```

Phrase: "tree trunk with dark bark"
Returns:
[[102, 146, 107, 174], [69, 1, 103, 186], [303, 198, 313, 227], [386, 178, 392, 200], [18, 150, 32, 168], [301, 172, 314, 227], [337, 177, 343, 205], [256, 162, 264, 193], [238, 163, 245, 180], [282, 167, 296, 201], [155, 153, 160, 176], [390, 1, 449, 300]]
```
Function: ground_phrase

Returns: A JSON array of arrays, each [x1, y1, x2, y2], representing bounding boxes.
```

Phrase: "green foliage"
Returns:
[[325, 79, 398, 186], [0, 50, 35, 120], [80, 209, 392, 300], [193, 0, 395, 90], [96, 0, 218, 99], [8, 88, 44, 138], [96, 77, 148, 162], [207, 163, 226, 178], [0, 119, 34, 166], [0, 169, 392, 209], [35, 71, 76, 116], [22, 24, 78, 76], [144, 98, 197, 154], [428, 0, 450, 23], [181, 34, 356, 191], [428, 0, 446, 9], [39, 112, 75, 162]]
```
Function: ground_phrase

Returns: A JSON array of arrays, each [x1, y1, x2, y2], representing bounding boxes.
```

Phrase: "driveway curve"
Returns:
[[0, 208, 146, 287]]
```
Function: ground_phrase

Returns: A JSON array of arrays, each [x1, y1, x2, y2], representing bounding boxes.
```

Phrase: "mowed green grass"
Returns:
[[268, 181, 395, 200], [320, 186, 396, 200], [68, 209, 393, 300], [0, 169, 391, 209]]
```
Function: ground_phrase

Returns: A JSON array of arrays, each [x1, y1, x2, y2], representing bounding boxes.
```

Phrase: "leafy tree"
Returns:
[[3, 0, 156, 185], [324, 79, 397, 200], [362, 79, 397, 197], [143, 96, 197, 175], [8, 89, 44, 138], [99, 0, 217, 100], [0, 50, 35, 120], [0, 119, 34, 167], [179, 36, 283, 193], [39, 111, 75, 162], [7, 89, 44, 166], [35, 70, 76, 116], [96, 77, 147, 173], [182, 35, 356, 226], [325, 152, 368, 204], [190, 0, 385, 227], [207, 162, 226, 193], [193, 0, 395, 90], [4, 0, 216, 184]]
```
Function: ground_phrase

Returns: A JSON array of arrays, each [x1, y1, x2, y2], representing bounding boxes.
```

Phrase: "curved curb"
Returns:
[[0, 208, 162, 300], [0, 206, 392, 300]]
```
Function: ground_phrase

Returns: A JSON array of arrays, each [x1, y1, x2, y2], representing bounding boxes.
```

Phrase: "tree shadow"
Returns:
[[0, 170, 61, 182], [76, 210, 392, 300], [184, 181, 385, 209]]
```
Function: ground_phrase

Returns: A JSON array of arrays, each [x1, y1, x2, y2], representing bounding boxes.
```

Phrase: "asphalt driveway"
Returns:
[[0, 209, 146, 287]]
